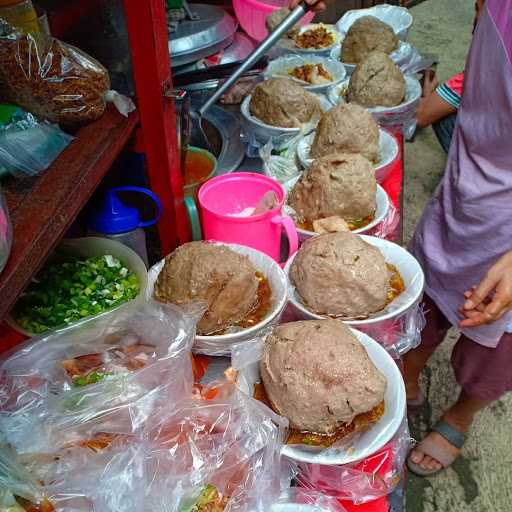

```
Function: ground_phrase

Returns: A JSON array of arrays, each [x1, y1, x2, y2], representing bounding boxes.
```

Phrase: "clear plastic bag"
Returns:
[[0, 445, 52, 511], [37, 379, 287, 512], [273, 489, 347, 511], [292, 417, 411, 505], [0, 20, 135, 128], [0, 107, 73, 178], [0, 187, 11, 274], [0, 300, 199, 454], [259, 133, 303, 186], [139, 380, 287, 512], [354, 302, 425, 357]]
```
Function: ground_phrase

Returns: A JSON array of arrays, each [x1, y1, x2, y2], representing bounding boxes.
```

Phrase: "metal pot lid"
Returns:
[[169, 5, 238, 62], [218, 31, 256, 65]]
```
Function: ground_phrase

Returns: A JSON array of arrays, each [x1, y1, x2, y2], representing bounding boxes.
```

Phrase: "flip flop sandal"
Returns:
[[406, 390, 428, 418], [407, 419, 466, 477]]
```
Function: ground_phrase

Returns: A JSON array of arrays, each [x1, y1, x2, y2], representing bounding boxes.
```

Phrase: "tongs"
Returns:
[[190, 1, 316, 152]]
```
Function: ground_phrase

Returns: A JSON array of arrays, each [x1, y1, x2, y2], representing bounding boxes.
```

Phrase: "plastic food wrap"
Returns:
[[0, 300, 200, 454], [0, 445, 53, 511], [259, 134, 303, 185], [0, 106, 73, 178], [0, 20, 134, 128], [292, 417, 411, 505], [0, 187, 11, 274], [273, 489, 347, 511], [139, 379, 287, 512]]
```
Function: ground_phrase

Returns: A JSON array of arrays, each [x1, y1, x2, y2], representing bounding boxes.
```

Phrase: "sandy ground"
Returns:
[[404, 1, 512, 511]]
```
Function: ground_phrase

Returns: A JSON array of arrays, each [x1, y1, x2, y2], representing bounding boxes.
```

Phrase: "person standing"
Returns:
[[404, 0, 512, 476]]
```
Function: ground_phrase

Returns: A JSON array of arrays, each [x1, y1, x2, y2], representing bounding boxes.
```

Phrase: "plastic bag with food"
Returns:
[[259, 133, 302, 185], [0, 20, 134, 129], [140, 377, 287, 512], [0, 105, 73, 178], [0, 445, 54, 512], [0, 300, 201, 454], [0, 186, 11, 274]]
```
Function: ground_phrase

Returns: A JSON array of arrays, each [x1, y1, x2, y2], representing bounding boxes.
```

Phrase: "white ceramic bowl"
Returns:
[[285, 234, 424, 326], [277, 24, 341, 55], [336, 4, 414, 41], [241, 93, 332, 147], [284, 180, 390, 241], [264, 54, 347, 95], [8, 237, 148, 337], [238, 327, 406, 465], [328, 76, 422, 119], [147, 243, 288, 356], [330, 40, 413, 75], [297, 128, 399, 183]]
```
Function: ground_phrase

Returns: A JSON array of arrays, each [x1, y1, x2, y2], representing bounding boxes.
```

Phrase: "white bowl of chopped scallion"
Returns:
[[9, 237, 147, 336]]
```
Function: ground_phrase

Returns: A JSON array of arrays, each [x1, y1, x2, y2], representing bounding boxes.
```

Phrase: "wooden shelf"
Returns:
[[0, 106, 139, 321]]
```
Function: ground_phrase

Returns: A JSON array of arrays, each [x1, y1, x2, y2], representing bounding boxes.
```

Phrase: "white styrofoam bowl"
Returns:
[[284, 234, 424, 327], [241, 93, 332, 146], [327, 76, 422, 118], [264, 55, 347, 95], [336, 4, 413, 41], [297, 128, 399, 183], [147, 243, 288, 355], [330, 40, 413, 75], [238, 327, 406, 465], [285, 179, 390, 242]]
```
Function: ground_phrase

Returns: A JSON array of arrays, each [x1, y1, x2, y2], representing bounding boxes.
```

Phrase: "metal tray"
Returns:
[[169, 4, 238, 68]]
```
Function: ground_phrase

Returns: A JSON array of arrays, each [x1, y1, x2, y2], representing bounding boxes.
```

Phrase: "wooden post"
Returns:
[[123, 0, 189, 255]]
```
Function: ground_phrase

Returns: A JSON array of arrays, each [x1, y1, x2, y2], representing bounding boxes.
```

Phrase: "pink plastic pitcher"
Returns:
[[198, 173, 298, 262]]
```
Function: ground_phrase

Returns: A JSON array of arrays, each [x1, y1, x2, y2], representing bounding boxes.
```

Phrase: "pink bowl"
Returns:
[[232, 0, 315, 41]]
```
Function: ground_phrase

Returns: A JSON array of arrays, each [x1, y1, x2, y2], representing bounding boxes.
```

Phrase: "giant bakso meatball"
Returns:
[[288, 153, 377, 224], [310, 103, 380, 163], [342, 16, 398, 64], [250, 78, 321, 128], [154, 242, 259, 335], [348, 51, 406, 108], [290, 231, 390, 318], [260, 319, 387, 434]]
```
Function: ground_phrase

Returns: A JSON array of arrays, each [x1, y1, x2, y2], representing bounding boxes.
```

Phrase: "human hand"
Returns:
[[422, 69, 438, 98], [288, 0, 329, 13], [460, 251, 512, 328]]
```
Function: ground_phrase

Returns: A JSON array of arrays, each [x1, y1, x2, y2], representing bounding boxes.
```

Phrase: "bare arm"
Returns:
[[416, 92, 457, 129]]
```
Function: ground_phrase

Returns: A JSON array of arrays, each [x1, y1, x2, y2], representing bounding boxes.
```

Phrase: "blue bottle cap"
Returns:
[[90, 186, 162, 235]]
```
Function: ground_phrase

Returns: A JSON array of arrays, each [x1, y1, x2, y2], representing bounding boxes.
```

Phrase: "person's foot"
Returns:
[[409, 410, 471, 472]]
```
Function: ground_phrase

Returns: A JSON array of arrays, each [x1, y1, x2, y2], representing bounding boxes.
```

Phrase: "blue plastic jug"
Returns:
[[89, 186, 162, 267]]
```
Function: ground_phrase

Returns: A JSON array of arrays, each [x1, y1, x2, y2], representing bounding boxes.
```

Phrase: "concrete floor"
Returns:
[[404, 1, 512, 511]]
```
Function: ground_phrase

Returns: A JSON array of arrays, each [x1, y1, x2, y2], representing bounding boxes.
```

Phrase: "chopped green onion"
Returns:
[[13, 255, 140, 334]]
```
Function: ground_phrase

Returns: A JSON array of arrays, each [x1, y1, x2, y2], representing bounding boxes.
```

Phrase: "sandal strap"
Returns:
[[414, 437, 456, 468], [432, 419, 466, 450]]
